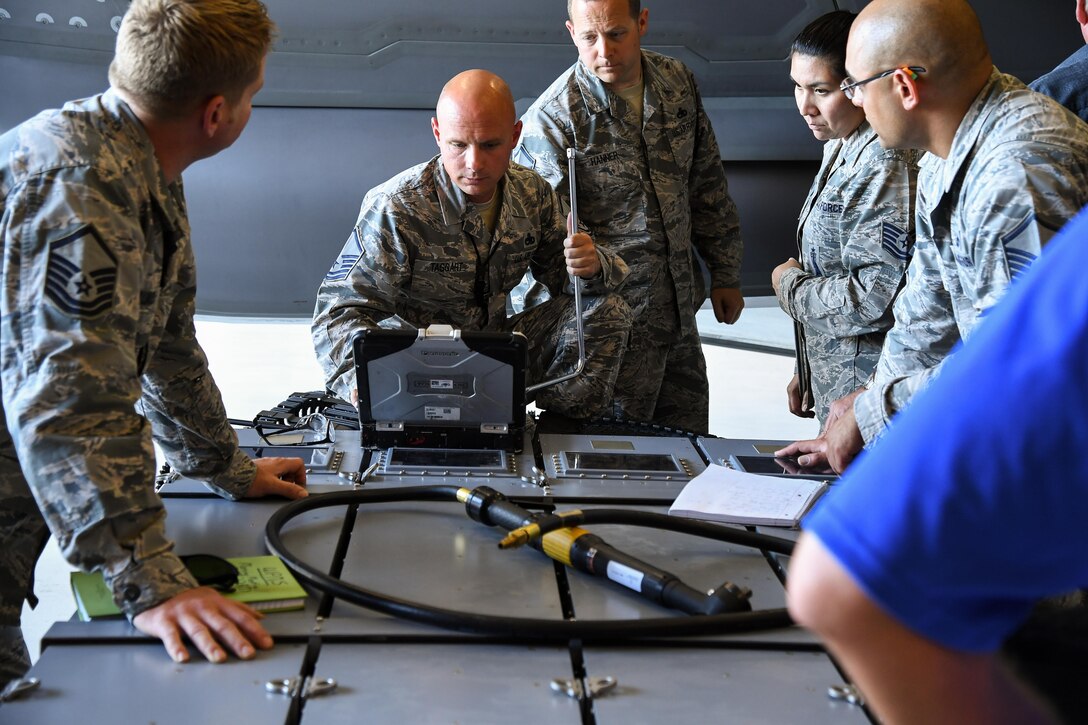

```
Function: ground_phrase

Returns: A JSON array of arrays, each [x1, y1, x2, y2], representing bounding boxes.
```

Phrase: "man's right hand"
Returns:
[[565, 231, 602, 278], [775, 401, 864, 475], [247, 456, 308, 500], [132, 586, 274, 664], [775, 437, 829, 470]]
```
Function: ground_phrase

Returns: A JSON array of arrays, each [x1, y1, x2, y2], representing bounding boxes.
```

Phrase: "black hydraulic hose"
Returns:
[[265, 486, 796, 640]]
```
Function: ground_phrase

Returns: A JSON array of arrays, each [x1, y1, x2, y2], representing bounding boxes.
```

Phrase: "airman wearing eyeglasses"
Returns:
[[777, 0, 1088, 473]]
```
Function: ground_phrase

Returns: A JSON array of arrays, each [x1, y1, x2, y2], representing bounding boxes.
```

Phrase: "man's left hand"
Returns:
[[246, 457, 308, 499], [771, 258, 802, 294], [565, 232, 602, 279], [711, 287, 745, 324]]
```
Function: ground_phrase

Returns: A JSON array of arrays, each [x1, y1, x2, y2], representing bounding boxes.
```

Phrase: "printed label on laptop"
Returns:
[[425, 406, 461, 421]]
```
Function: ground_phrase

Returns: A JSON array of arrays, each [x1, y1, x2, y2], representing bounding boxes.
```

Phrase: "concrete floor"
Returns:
[[21, 303, 819, 664]]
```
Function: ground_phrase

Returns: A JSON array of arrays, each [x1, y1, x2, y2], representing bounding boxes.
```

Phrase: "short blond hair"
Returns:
[[108, 0, 275, 119]]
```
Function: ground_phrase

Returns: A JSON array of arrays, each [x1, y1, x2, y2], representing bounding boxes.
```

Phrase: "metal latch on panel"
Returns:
[[265, 676, 338, 699], [0, 677, 40, 702], [827, 683, 865, 707], [550, 676, 617, 700]]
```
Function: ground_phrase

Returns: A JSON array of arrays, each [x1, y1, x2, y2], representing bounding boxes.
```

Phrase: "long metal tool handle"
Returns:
[[526, 147, 587, 394]]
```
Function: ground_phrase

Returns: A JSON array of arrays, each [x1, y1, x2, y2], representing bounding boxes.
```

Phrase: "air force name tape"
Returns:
[[45, 225, 117, 319]]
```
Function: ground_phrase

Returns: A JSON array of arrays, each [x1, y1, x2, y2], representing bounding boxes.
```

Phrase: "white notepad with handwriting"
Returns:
[[668, 464, 828, 528]]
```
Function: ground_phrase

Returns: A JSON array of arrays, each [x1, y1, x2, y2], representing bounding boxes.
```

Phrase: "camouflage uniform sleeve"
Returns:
[[514, 106, 573, 211], [138, 287, 255, 500], [1, 174, 198, 619], [852, 240, 960, 443], [956, 147, 1069, 315], [686, 73, 743, 289], [528, 180, 628, 296], [854, 361, 947, 444], [777, 150, 915, 338], [589, 238, 630, 293], [312, 192, 416, 401], [854, 143, 1073, 444]]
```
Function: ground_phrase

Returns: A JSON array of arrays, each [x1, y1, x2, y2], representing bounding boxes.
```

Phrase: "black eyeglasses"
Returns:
[[181, 554, 239, 592], [840, 66, 926, 100], [253, 412, 333, 447]]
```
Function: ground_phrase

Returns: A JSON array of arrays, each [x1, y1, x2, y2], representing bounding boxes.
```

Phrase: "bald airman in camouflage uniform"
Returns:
[[313, 71, 631, 419], [775, 122, 919, 424], [514, 0, 743, 434], [853, 70, 1088, 443], [779, 1, 1088, 473], [781, 65, 1088, 472], [0, 0, 305, 685], [312, 157, 631, 417]]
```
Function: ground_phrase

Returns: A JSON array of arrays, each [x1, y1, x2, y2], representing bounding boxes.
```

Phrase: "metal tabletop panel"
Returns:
[[304, 643, 581, 724], [333, 501, 567, 622], [585, 647, 868, 724], [16, 429, 865, 722], [9, 642, 307, 724]]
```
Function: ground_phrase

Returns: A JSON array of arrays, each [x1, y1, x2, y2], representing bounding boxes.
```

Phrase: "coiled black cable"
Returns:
[[265, 486, 796, 641]]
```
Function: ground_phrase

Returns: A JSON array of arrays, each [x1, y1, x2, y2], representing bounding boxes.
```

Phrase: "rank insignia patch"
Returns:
[[325, 228, 362, 281], [45, 225, 117, 319], [1001, 212, 1038, 279], [880, 221, 911, 261]]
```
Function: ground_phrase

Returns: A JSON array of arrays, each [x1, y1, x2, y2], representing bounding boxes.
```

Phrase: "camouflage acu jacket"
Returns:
[[514, 50, 742, 339], [311, 156, 628, 401], [854, 69, 1088, 441], [776, 122, 918, 423], [0, 90, 255, 617]]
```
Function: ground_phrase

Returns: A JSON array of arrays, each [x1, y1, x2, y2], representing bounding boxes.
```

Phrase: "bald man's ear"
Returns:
[[892, 69, 922, 112], [512, 119, 523, 147], [431, 116, 441, 146]]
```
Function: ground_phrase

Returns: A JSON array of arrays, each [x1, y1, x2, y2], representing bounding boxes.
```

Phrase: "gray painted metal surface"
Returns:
[[586, 647, 868, 723], [537, 432, 707, 500], [8, 642, 305, 724], [308, 643, 582, 724], [15, 432, 869, 721]]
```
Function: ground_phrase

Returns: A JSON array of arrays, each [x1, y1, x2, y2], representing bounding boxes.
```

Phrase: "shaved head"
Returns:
[[432, 70, 521, 203], [847, 0, 993, 155], [436, 70, 517, 128], [850, 0, 990, 81]]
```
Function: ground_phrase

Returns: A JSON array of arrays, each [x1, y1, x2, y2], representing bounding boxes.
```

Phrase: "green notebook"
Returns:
[[70, 555, 308, 621]]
